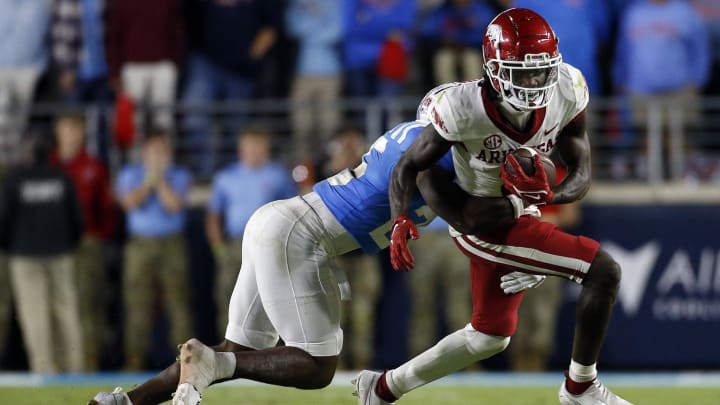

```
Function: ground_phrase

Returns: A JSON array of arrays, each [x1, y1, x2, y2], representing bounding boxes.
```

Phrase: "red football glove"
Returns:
[[389, 215, 419, 271], [501, 154, 554, 205]]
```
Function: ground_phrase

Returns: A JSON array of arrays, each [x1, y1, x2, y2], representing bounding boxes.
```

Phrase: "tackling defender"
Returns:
[[89, 119, 544, 405], [353, 8, 633, 405]]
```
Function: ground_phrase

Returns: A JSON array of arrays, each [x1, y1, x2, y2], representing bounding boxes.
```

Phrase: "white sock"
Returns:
[[568, 359, 597, 383], [214, 352, 236, 380], [386, 324, 510, 398]]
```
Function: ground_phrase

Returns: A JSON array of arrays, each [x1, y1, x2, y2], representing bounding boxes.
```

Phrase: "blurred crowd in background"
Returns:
[[0, 0, 718, 374]]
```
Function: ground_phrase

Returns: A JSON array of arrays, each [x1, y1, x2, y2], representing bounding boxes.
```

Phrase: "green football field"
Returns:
[[2, 385, 720, 405]]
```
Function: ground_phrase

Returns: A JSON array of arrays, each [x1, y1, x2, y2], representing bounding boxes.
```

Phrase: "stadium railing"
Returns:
[[8, 95, 720, 201]]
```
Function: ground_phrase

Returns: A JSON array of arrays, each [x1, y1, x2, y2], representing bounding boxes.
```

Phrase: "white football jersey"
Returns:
[[423, 63, 589, 197]]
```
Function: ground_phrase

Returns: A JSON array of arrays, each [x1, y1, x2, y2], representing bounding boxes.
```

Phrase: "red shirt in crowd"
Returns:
[[105, 0, 185, 81], [51, 151, 117, 240]]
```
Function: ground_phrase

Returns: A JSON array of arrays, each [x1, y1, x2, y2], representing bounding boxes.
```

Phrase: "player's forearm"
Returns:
[[552, 164, 590, 204], [389, 157, 420, 219], [417, 168, 515, 235]]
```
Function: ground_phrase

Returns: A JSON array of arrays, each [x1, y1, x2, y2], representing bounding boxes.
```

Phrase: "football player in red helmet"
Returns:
[[363, 8, 633, 405], [483, 7, 562, 111]]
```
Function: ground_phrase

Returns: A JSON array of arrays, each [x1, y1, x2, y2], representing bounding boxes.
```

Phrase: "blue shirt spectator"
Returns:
[[207, 128, 297, 240], [116, 132, 192, 237], [0, 0, 52, 70], [512, 0, 610, 95], [342, 0, 416, 70], [208, 162, 297, 239], [286, 0, 342, 77], [613, 0, 710, 94], [116, 164, 191, 237], [420, 0, 494, 49]]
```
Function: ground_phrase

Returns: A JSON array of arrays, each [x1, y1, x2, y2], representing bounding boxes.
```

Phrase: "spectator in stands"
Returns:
[[512, 0, 611, 95], [206, 127, 296, 339], [407, 217, 471, 360], [418, 0, 495, 86], [509, 165, 581, 371], [106, 0, 184, 131], [51, 111, 116, 372], [0, 132, 84, 373], [180, 0, 282, 178], [342, 0, 417, 100], [0, 0, 52, 165], [115, 130, 192, 371], [319, 127, 381, 370], [690, 0, 720, 95], [612, 0, 710, 180], [285, 0, 342, 163], [51, 0, 111, 104]]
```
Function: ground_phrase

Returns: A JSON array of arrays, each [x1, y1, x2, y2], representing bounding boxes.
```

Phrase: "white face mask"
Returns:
[[486, 54, 562, 111]]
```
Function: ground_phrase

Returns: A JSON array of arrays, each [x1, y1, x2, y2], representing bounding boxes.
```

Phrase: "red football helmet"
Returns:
[[483, 8, 562, 110]]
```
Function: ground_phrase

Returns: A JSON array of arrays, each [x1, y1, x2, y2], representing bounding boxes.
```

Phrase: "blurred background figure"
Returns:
[[115, 130, 192, 370], [0, 0, 52, 165], [418, 0, 495, 86], [50, 0, 111, 104], [407, 217, 471, 362], [509, 165, 581, 372], [205, 127, 296, 339], [342, 0, 416, 101], [690, 0, 720, 95], [0, 132, 84, 373], [51, 111, 116, 372], [318, 127, 382, 370], [285, 0, 342, 164], [511, 0, 610, 96], [180, 0, 282, 179], [106, 0, 184, 132], [612, 0, 710, 180]]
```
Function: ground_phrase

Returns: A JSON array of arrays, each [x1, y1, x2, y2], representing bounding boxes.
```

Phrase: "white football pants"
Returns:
[[225, 192, 359, 356]]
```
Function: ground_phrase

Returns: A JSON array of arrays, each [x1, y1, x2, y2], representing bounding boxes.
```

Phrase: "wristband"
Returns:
[[506, 194, 524, 219]]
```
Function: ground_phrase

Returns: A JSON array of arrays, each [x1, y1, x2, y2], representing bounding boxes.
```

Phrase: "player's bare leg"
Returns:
[[560, 249, 633, 404], [113, 338, 337, 405]]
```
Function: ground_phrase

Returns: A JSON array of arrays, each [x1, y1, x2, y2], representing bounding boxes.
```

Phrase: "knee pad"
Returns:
[[461, 324, 510, 358]]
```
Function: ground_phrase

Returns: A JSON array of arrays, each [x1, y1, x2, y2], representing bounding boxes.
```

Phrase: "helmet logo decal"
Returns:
[[486, 24, 502, 49]]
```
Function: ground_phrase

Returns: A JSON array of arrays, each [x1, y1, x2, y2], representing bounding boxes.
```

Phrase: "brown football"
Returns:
[[504, 147, 557, 185]]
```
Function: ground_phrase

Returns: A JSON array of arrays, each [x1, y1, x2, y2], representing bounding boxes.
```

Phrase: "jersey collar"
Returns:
[[481, 86, 546, 144]]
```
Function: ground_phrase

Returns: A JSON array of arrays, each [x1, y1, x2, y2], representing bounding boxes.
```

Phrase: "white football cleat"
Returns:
[[88, 387, 132, 405], [172, 383, 202, 405], [351, 370, 392, 405], [559, 378, 634, 405]]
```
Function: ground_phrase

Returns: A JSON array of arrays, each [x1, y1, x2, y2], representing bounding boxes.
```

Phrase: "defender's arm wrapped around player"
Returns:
[[389, 125, 538, 271]]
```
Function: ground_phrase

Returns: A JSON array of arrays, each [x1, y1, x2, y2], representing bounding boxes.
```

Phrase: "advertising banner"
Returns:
[[554, 205, 720, 369]]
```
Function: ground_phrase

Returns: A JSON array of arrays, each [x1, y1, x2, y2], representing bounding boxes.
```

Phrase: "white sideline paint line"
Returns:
[[1, 371, 720, 388]]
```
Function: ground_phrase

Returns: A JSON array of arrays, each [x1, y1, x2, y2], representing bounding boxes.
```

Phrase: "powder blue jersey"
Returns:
[[313, 121, 454, 253]]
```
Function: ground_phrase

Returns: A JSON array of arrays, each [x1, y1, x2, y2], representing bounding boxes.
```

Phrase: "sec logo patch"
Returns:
[[484, 135, 502, 149]]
